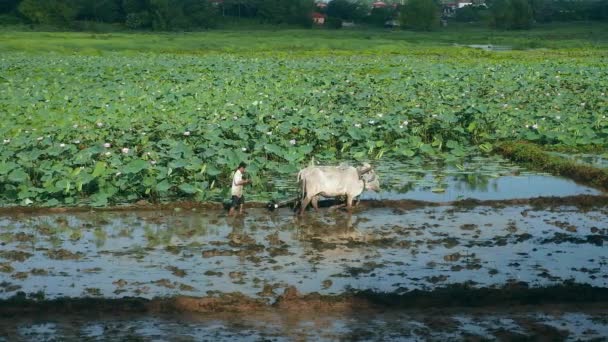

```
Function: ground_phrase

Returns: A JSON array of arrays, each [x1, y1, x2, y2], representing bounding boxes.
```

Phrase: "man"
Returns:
[[229, 162, 251, 216]]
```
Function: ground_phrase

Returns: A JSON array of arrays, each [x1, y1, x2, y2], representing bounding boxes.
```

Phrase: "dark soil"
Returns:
[[2, 283, 607, 317]]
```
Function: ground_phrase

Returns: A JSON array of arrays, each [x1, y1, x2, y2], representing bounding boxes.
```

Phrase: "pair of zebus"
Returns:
[[266, 163, 380, 216]]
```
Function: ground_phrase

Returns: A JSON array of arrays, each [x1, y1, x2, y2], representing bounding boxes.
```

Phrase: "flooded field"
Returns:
[[267, 155, 603, 203], [1, 203, 607, 299], [1, 154, 607, 340], [1, 193, 608, 339]]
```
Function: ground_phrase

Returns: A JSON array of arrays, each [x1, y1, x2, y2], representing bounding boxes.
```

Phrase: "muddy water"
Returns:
[[1, 206, 606, 300], [2, 308, 607, 341]]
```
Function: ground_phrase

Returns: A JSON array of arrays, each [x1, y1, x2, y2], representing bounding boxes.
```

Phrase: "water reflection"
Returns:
[[265, 154, 602, 203], [1, 206, 606, 300]]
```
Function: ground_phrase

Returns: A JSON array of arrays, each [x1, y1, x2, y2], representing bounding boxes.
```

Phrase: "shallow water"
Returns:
[[1, 205, 606, 300], [266, 155, 603, 203]]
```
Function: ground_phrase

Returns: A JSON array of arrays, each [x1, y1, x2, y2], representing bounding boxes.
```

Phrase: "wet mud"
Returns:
[[1, 288, 608, 341]]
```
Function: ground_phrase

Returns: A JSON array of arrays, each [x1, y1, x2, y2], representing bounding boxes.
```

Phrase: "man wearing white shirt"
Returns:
[[229, 162, 251, 216]]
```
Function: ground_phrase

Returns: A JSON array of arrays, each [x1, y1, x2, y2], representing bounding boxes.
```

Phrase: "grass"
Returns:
[[497, 142, 608, 192], [0, 22, 606, 56]]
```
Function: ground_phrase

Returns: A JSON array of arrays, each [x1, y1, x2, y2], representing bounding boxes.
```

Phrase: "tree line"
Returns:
[[0, 0, 606, 31]]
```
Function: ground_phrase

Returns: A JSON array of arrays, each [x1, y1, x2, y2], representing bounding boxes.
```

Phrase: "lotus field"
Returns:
[[1, 47, 607, 207]]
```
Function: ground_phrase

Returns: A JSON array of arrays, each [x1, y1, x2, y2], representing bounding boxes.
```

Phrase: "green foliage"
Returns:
[[256, 0, 314, 27], [367, 6, 394, 27], [453, 5, 484, 22], [18, 0, 80, 26], [325, 16, 343, 28], [400, 0, 439, 31], [77, 0, 123, 23], [0, 41, 606, 206], [490, 0, 533, 29], [326, 0, 366, 21], [0, 0, 20, 14]]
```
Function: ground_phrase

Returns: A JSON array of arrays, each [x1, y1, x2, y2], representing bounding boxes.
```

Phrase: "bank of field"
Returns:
[[0, 28, 607, 206]]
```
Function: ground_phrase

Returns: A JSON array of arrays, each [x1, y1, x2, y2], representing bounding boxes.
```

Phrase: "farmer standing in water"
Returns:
[[229, 162, 251, 216]]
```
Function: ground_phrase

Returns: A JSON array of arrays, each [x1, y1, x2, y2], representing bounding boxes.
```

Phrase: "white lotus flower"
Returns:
[[116, 172, 121, 176], [37, 137, 43, 141], [73, 124, 78, 129], [266, 131, 272, 136], [377, 113, 383, 118], [368, 120, 375, 125], [354, 123, 361, 128], [74, 140, 80, 144], [103, 143, 111, 148], [532, 124, 538, 129], [96, 122, 103, 127], [241, 147, 247, 151], [121, 148, 129, 154], [403, 120, 409, 126], [556, 116, 561, 120], [183, 131, 191, 136], [104, 151, 111, 156], [289, 139, 296, 145], [3, 139, 9, 144], [60, 143, 66, 148], [150, 160, 157, 165], [580, 103, 585, 107]]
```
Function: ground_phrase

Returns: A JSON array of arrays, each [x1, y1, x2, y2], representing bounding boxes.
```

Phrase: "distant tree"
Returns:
[[256, 0, 313, 27], [453, 5, 482, 22], [589, 0, 608, 21], [0, 0, 20, 14], [367, 6, 394, 27], [78, 0, 123, 22], [326, 0, 365, 22], [182, 0, 218, 28], [18, 0, 81, 25], [401, 0, 439, 30], [489, 0, 512, 28], [326, 16, 343, 28], [510, 0, 532, 28], [122, 0, 147, 14], [490, 0, 532, 29]]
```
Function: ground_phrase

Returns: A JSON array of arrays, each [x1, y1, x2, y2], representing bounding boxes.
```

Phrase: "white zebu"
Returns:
[[297, 163, 380, 215]]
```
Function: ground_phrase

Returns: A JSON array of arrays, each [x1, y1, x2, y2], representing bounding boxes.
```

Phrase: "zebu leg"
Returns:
[[311, 196, 320, 210], [299, 196, 312, 216], [346, 195, 354, 212]]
